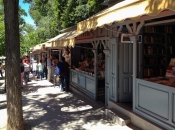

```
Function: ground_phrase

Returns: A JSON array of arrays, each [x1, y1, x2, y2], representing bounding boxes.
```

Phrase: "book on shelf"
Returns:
[[144, 68, 154, 77], [144, 36, 164, 44], [165, 26, 172, 33]]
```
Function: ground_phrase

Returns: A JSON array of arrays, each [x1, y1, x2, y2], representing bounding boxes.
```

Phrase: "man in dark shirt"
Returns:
[[61, 56, 70, 92]]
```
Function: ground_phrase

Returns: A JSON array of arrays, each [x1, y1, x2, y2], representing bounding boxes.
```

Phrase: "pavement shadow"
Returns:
[[0, 77, 5, 80], [22, 83, 54, 95], [22, 91, 107, 130], [0, 101, 7, 110], [0, 89, 6, 94]]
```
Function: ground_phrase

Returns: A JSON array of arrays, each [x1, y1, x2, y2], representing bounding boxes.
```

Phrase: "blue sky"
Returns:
[[19, 0, 35, 25]]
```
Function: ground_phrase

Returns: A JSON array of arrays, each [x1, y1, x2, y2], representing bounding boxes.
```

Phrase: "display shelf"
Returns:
[[143, 54, 166, 56], [144, 33, 165, 35], [143, 43, 166, 45], [143, 64, 165, 67], [142, 25, 175, 78]]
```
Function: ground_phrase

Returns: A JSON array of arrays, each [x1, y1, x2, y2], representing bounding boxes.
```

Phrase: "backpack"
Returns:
[[56, 62, 64, 75], [21, 65, 24, 72]]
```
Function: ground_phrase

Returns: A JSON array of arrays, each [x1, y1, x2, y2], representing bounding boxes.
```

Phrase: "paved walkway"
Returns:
[[0, 79, 138, 130]]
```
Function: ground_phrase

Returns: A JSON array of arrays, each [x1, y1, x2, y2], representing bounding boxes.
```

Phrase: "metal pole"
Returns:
[[130, 36, 137, 110]]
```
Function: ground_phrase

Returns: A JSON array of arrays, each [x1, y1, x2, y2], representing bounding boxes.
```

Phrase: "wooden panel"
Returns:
[[109, 39, 117, 102], [119, 43, 133, 102], [123, 44, 129, 73], [173, 93, 175, 123], [111, 77, 115, 98], [111, 44, 115, 74], [71, 71, 78, 84], [86, 78, 95, 94], [123, 78, 129, 93], [106, 85, 110, 106], [78, 75, 85, 88], [138, 84, 169, 119], [123, 44, 133, 73], [106, 55, 110, 84]]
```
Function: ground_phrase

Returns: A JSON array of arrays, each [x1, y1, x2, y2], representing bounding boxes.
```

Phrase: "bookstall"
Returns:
[[132, 24, 175, 130], [70, 29, 106, 102]]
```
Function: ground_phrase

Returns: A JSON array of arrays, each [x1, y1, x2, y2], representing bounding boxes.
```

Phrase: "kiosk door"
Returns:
[[106, 39, 118, 104], [118, 43, 133, 102]]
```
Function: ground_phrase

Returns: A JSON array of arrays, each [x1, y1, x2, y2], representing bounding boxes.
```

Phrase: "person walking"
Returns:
[[23, 60, 30, 85], [38, 60, 44, 80], [32, 60, 38, 80], [61, 56, 70, 92], [56, 58, 64, 91], [20, 59, 24, 87], [42, 55, 47, 79], [0, 62, 3, 77], [47, 55, 52, 81]]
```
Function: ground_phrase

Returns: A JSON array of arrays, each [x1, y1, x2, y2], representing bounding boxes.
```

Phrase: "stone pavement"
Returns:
[[0, 79, 138, 130]]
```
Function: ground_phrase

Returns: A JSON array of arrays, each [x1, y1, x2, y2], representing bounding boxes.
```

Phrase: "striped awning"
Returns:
[[77, 0, 175, 32]]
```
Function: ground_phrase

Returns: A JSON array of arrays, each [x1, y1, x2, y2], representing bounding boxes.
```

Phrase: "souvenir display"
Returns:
[[74, 53, 105, 78]]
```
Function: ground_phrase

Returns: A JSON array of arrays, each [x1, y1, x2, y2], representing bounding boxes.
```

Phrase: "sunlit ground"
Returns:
[[0, 79, 138, 130]]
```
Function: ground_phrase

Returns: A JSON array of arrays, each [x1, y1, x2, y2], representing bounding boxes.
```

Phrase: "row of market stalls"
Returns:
[[30, 0, 175, 129]]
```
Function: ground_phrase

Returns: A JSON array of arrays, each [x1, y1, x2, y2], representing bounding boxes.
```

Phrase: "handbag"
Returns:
[[56, 75, 61, 83]]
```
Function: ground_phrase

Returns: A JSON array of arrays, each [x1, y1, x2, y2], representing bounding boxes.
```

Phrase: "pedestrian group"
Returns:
[[20, 49, 70, 92]]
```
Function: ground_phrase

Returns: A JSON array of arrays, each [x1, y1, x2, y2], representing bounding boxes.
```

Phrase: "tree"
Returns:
[[3, 0, 24, 129]]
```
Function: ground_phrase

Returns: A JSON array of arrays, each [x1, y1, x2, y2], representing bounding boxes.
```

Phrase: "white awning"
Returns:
[[48, 31, 83, 48]]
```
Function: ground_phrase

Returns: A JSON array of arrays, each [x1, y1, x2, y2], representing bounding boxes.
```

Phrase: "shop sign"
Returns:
[[121, 33, 133, 43], [76, 30, 94, 40]]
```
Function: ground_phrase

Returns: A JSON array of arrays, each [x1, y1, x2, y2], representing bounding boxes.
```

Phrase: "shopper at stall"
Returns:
[[0, 62, 3, 77], [23, 60, 30, 85], [61, 56, 70, 92], [63, 48, 71, 65], [47, 55, 52, 82], [42, 55, 47, 79], [23, 56, 30, 64], [32, 60, 38, 80], [56, 57, 64, 91], [38, 60, 44, 80], [20, 59, 24, 87]]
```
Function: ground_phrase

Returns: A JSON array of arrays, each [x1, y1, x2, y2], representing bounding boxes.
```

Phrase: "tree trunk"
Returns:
[[3, 0, 24, 130]]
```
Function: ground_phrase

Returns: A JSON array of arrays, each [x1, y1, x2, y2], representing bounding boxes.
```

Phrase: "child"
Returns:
[[38, 60, 44, 80]]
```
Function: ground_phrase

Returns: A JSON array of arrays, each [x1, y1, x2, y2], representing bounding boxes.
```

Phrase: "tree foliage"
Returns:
[[24, 0, 105, 38], [57, 0, 105, 29], [0, 1, 5, 56], [2, 0, 105, 56], [0, 0, 28, 56]]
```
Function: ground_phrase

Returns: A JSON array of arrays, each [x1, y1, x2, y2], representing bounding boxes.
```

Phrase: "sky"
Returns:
[[19, 0, 35, 25]]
